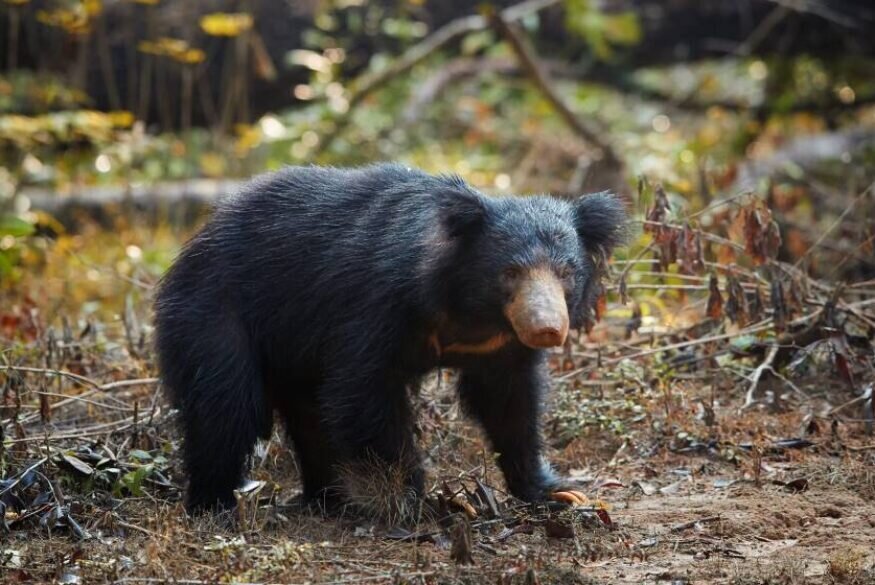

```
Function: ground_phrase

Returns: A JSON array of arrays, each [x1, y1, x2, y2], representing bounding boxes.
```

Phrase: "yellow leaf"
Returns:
[[200, 12, 253, 37], [107, 110, 135, 128], [176, 48, 205, 64]]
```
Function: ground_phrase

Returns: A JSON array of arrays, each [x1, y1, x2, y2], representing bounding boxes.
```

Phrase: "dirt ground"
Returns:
[[3, 360, 875, 585]]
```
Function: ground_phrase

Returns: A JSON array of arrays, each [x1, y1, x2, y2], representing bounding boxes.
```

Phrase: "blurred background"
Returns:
[[2, 2, 875, 582]]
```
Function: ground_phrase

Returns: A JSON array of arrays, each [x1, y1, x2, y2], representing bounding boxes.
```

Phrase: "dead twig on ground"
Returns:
[[742, 344, 780, 410], [670, 515, 722, 533]]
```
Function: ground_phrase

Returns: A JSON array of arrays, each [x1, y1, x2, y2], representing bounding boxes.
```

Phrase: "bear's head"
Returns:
[[437, 188, 627, 349]]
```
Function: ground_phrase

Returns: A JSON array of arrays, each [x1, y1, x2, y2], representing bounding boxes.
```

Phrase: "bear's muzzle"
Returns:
[[504, 267, 569, 349]]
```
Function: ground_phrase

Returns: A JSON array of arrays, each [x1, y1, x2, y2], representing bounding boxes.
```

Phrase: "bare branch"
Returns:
[[316, 0, 562, 154], [489, 9, 622, 170]]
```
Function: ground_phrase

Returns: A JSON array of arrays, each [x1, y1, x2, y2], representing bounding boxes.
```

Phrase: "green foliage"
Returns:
[[0, 71, 89, 115], [0, 215, 34, 238], [564, 0, 642, 60], [116, 465, 152, 497], [0, 214, 34, 278]]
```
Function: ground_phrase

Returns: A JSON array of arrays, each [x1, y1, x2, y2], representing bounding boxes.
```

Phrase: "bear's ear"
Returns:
[[437, 189, 488, 238], [573, 191, 628, 254]]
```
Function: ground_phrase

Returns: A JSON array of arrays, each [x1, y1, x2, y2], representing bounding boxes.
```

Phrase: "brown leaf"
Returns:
[[645, 187, 679, 271], [715, 241, 738, 267], [738, 200, 782, 265], [625, 302, 642, 339], [596, 508, 614, 527], [724, 275, 748, 326], [830, 336, 856, 387], [677, 223, 705, 275], [707, 274, 723, 320], [474, 479, 500, 518], [782, 478, 809, 493], [644, 186, 670, 230]]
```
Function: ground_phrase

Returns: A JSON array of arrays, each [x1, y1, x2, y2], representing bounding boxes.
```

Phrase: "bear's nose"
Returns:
[[527, 326, 567, 348]]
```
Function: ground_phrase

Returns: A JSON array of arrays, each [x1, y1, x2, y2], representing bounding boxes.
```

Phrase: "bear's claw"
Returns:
[[549, 490, 590, 506]]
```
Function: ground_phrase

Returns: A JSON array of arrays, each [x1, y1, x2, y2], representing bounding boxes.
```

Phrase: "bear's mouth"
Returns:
[[503, 267, 569, 349]]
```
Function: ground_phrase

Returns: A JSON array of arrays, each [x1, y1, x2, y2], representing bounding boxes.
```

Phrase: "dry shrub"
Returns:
[[828, 547, 874, 584], [335, 454, 433, 526], [730, 557, 809, 585]]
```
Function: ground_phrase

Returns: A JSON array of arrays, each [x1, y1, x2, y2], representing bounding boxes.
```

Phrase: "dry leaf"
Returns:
[[707, 274, 723, 320]]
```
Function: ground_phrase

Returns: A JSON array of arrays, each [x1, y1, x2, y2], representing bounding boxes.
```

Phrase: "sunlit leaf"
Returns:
[[107, 110, 135, 128], [61, 453, 94, 476], [0, 215, 35, 237], [200, 12, 253, 37]]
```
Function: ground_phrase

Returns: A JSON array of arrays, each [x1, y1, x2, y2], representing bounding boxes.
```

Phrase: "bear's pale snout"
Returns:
[[504, 267, 569, 349]]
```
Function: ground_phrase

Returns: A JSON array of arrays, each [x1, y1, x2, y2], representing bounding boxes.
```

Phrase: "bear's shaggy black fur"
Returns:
[[155, 163, 626, 513]]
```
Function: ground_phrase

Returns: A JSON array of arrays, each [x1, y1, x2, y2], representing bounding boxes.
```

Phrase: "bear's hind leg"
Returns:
[[272, 387, 341, 504], [163, 331, 270, 513]]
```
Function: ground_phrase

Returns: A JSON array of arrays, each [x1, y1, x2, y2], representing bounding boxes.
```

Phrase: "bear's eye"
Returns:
[[503, 266, 523, 281]]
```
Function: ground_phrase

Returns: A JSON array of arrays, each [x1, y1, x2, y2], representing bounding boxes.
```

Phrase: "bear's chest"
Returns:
[[420, 316, 516, 368]]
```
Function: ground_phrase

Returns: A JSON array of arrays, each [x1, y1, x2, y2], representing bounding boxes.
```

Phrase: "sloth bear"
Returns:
[[154, 163, 626, 514]]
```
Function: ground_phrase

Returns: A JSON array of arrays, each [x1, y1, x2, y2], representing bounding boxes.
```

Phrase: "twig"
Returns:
[[828, 394, 870, 416], [558, 319, 774, 381], [742, 343, 780, 410], [0, 457, 48, 497], [316, 0, 560, 154], [0, 369, 159, 426], [617, 242, 654, 301], [0, 366, 157, 393], [5, 408, 167, 445], [490, 8, 621, 169], [794, 180, 874, 269], [0, 365, 103, 390], [641, 219, 746, 252], [115, 520, 202, 551], [670, 515, 721, 532], [32, 391, 136, 413]]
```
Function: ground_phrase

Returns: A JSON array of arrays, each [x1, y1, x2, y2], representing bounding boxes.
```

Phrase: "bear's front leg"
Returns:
[[458, 350, 567, 502]]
